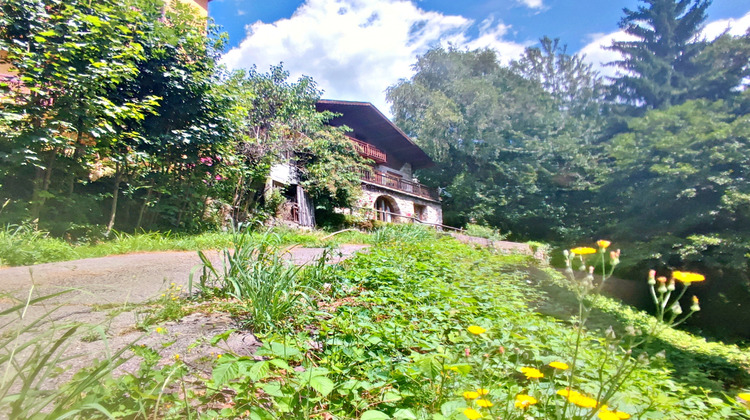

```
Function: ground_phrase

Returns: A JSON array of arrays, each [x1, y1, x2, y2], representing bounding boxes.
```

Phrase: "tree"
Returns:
[[388, 47, 606, 239], [599, 95, 750, 338], [0, 0, 158, 224], [607, 0, 711, 108]]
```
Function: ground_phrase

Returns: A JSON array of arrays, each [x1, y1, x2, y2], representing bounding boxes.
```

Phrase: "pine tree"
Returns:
[[607, 0, 710, 108]]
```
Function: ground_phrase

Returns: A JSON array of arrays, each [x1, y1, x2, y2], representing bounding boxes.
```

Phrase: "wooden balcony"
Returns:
[[348, 137, 387, 164], [358, 167, 440, 201]]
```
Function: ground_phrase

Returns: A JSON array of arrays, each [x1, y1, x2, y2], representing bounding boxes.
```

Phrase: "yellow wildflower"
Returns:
[[514, 394, 538, 409], [476, 399, 493, 408], [467, 325, 486, 335], [549, 361, 569, 370], [174, 354, 180, 361], [520, 366, 544, 379], [156, 327, 163, 333], [571, 247, 597, 255], [463, 408, 482, 419], [672, 271, 706, 284], [598, 408, 620, 420], [463, 391, 480, 399], [738, 392, 750, 401], [616, 411, 631, 419], [570, 394, 598, 408], [558, 388, 597, 408], [596, 240, 611, 249], [556, 389, 580, 398], [476, 388, 489, 396]]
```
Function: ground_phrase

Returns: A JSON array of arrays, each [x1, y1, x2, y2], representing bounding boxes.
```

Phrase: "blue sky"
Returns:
[[209, 0, 750, 114]]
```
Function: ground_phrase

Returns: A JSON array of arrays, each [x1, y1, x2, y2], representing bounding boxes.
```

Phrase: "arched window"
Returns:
[[374, 196, 396, 222]]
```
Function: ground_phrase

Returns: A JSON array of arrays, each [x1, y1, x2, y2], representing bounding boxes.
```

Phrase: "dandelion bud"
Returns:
[[579, 263, 586, 272], [563, 250, 570, 258], [657, 277, 667, 293], [670, 302, 683, 315], [648, 270, 656, 285], [584, 266, 595, 284], [610, 250, 620, 265], [464, 347, 471, 357], [498, 346, 505, 354], [690, 296, 701, 312], [667, 280, 676, 291], [625, 325, 636, 336], [605, 326, 616, 340]]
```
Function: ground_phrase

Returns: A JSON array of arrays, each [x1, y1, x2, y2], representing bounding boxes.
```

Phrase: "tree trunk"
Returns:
[[29, 152, 55, 222], [105, 162, 123, 236], [135, 185, 153, 230]]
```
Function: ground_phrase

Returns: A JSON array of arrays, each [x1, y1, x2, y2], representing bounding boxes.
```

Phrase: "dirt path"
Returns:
[[0, 245, 369, 384]]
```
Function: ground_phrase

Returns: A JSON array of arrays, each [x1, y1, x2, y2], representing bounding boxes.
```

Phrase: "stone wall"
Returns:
[[357, 184, 442, 225]]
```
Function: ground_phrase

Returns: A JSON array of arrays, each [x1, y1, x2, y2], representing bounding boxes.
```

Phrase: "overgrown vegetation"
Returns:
[[387, 1, 750, 340], [2, 229, 750, 418]]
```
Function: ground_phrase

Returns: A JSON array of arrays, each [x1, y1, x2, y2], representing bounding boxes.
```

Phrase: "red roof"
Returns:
[[316, 99, 434, 170]]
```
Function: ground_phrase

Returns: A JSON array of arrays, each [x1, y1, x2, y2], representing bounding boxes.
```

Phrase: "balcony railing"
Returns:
[[348, 137, 387, 163], [358, 167, 440, 201]]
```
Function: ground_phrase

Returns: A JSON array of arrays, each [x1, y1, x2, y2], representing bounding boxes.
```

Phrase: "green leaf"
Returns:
[[361, 410, 390, 420], [393, 409, 417, 420], [212, 361, 240, 387], [247, 361, 270, 381], [309, 375, 334, 396]]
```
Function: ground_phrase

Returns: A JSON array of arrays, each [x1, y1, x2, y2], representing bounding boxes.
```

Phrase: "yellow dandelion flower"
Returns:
[[463, 391, 480, 399], [467, 325, 486, 335], [174, 354, 180, 361], [596, 240, 611, 249], [514, 394, 538, 409], [476, 388, 489, 396], [463, 407, 482, 419], [598, 409, 620, 420], [616, 411, 631, 419], [571, 247, 597, 255], [549, 361, 569, 370], [556, 389, 580, 398], [570, 394, 598, 409], [738, 392, 750, 403], [476, 399, 493, 408], [216, 354, 222, 359], [520, 366, 544, 379], [672, 271, 706, 284], [156, 327, 163, 333]]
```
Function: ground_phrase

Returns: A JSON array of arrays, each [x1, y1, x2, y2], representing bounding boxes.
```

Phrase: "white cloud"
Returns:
[[518, 0, 543, 9], [579, 10, 750, 80], [221, 0, 527, 115]]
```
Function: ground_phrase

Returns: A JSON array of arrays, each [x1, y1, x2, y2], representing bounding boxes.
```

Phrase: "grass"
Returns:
[[79, 233, 747, 419], [4, 225, 750, 418], [0, 224, 374, 267]]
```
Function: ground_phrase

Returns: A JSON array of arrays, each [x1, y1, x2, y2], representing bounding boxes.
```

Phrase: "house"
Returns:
[[268, 99, 443, 227]]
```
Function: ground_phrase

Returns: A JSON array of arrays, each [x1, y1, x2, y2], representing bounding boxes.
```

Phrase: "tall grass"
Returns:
[[192, 231, 334, 332], [0, 286, 132, 419], [0, 224, 74, 266], [370, 223, 436, 244], [0, 224, 367, 267]]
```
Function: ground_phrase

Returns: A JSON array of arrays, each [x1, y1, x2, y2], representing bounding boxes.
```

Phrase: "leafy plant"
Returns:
[[192, 230, 325, 332]]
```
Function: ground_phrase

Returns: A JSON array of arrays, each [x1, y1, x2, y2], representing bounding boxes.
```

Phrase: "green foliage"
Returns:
[[0, 288, 133, 419], [606, 0, 750, 108], [464, 223, 508, 241], [0, 223, 74, 266], [193, 230, 333, 332], [369, 223, 436, 245], [387, 47, 606, 240], [600, 98, 750, 338]]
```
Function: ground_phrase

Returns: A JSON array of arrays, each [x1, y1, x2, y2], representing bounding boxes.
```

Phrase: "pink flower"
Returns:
[[215, 175, 223, 180]]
